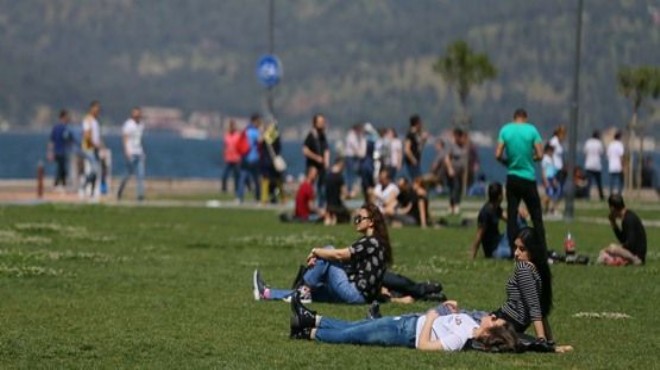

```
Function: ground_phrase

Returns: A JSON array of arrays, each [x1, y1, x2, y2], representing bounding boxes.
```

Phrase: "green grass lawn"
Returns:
[[0, 204, 657, 368]]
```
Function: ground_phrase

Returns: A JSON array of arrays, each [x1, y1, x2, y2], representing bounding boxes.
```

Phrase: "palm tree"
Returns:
[[432, 40, 497, 126], [433, 40, 497, 195], [616, 66, 660, 190]]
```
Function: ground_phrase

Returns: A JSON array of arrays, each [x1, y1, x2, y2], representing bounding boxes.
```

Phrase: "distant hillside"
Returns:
[[1, 0, 659, 137]]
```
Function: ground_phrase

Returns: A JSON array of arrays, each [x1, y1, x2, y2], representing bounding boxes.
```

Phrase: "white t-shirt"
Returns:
[[374, 182, 399, 211], [390, 138, 403, 168], [122, 119, 144, 156], [583, 138, 604, 171], [415, 313, 478, 351], [345, 130, 359, 157], [82, 115, 101, 150], [549, 136, 564, 170], [541, 154, 557, 179], [607, 140, 625, 173]]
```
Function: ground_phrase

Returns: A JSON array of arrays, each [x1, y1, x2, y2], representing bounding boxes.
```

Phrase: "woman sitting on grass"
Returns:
[[288, 291, 518, 352], [493, 227, 554, 342], [254, 203, 392, 304]]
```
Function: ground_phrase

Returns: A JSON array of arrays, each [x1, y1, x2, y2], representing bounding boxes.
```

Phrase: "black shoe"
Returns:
[[420, 281, 443, 295], [253, 269, 268, 301], [367, 300, 382, 319], [422, 292, 448, 302], [290, 326, 312, 340], [290, 290, 316, 331]]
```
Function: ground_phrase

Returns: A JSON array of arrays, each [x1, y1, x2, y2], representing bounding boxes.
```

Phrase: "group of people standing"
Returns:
[[47, 101, 146, 201]]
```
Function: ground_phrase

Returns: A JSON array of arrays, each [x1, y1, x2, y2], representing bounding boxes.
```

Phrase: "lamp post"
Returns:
[[564, 0, 584, 220]]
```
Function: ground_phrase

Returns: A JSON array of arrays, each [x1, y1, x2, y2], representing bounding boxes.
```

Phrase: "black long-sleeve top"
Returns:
[[613, 210, 647, 263], [499, 261, 543, 331]]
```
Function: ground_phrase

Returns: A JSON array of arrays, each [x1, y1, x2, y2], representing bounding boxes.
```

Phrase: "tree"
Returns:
[[433, 40, 497, 195], [616, 66, 660, 190], [432, 40, 497, 126]]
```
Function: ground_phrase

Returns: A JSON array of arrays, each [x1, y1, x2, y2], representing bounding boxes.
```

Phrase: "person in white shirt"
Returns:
[[79, 100, 103, 199], [548, 125, 567, 188], [289, 296, 518, 352], [583, 130, 605, 200], [117, 107, 146, 201], [606, 131, 625, 196], [388, 128, 403, 179], [372, 169, 399, 217]]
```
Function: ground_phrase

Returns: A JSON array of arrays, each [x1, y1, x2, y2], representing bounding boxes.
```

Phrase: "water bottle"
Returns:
[[564, 232, 576, 255]]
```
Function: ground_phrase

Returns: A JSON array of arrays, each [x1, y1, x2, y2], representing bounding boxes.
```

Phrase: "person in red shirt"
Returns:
[[295, 167, 324, 222], [222, 120, 242, 193]]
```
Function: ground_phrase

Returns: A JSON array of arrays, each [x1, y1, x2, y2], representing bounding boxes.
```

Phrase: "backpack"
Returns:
[[236, 129, 250, 157]]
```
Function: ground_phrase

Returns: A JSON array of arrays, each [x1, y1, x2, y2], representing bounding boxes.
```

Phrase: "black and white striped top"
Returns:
[[499, 261, 543, 329]]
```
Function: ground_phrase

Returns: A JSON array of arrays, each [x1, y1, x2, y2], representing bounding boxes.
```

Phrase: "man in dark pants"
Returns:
[[495, 109, 546, 254]]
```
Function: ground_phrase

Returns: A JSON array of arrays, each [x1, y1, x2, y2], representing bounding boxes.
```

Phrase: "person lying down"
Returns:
[[289, 292, 572, 353]]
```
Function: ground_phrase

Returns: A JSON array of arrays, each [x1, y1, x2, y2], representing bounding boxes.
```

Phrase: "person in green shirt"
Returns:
[[495, 109, 547, 255]]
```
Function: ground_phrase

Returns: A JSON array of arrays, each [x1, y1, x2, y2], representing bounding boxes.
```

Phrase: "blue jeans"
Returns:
[[221, 162, 240, 192], [609, 172, 623, 196], [345, 157, 359, 193], [80, 149, 100, 193], [315, 315, 418, 347], [267, 258, 365, 304], [492, 234, 512, 259], [238, 161, 260, 201], [405, 162, 421, 180], [118, 154, 145, 199]]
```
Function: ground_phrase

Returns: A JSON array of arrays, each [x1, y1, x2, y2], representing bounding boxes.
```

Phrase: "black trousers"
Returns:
[[505, 175, 547, 254], [54, 154, 68, 186], [448, 170, 464, 207]]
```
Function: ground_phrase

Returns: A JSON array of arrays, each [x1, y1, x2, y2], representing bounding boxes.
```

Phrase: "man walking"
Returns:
[[302, 114, 330, 207], [403, 114, 427, 180], [79, 100, 103, 199], [607, 131, 625, 196], [117, 107, 146, 201], [495, 108, 547, 253], [583, 130, 605, 200]]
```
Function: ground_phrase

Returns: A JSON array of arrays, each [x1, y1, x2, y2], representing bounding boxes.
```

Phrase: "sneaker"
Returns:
[[366, 300, 382, 320], [289, 326, 312, 340], [252, 269, 269, 301], [290, 290, 317, 333], [282, 285, 312, 304]]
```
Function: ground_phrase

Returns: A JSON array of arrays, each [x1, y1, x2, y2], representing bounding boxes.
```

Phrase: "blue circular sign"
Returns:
[[256, 54, 282, 88]]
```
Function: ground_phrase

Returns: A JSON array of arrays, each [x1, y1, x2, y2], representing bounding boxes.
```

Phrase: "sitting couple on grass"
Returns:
[[288, 226, 571, 353]]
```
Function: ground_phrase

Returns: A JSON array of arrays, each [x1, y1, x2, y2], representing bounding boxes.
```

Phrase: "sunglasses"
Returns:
[[353, 215, 371, 224]]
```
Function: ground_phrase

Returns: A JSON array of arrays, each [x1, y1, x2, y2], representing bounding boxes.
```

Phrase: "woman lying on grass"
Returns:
[[289, 292, 519, 352], [254, 203, 392, 304]]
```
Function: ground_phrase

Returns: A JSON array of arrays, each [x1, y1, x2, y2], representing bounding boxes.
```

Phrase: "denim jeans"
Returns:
[[492, 234, 512, 259], [118, 154, 145, 199], [586, 170, 604, 200], [267, 257, 365, 304], [405, 162, 421, 181], [609, 172, 623, 196], [238, 160, 261, 201], [345, 157, 359, 193], [315, 315, 418, 347], [80, 149, 100, 194], [221, 162, 240, 192]]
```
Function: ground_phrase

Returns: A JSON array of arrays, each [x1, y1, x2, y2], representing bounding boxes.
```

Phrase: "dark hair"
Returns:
[[614, 131, 622, 140], [59, 109, 69, 119], [312, 113, 324, 126], [361, 203, 392, 266], [453, 127, 464, 137], [544, 143, 554, 153], [89, 100, 100, 108], [517, 227, 553, 316], [474, 321, 519, 352], [409, 114, 421, 127], [513, 108, 527, 119], [592, 130, 600, 139], [608, 194, 625, 210], [250, 113, 261, 122], [487, 182, 503, 203]]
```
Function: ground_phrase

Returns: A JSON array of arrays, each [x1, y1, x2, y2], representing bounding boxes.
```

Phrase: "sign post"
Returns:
[[256, 54, 282, 116]]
